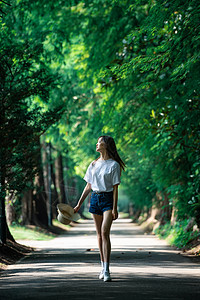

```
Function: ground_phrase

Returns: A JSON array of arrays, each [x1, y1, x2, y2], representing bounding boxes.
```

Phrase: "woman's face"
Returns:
[[96, 137, 106, 153]]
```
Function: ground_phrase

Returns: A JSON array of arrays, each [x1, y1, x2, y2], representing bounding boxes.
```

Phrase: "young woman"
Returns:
[[74, 135, 125, 282]]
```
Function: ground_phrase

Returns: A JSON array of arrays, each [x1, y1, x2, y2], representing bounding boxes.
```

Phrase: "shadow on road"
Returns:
[[0, 219, 199, 300]]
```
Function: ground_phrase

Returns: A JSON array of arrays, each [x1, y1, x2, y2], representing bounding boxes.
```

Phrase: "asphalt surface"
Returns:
[[0, 218, 199, 300]]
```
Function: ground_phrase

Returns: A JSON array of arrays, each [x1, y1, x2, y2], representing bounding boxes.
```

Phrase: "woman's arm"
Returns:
[[112, 184, 119, 220], [74, 182, 92, 213]]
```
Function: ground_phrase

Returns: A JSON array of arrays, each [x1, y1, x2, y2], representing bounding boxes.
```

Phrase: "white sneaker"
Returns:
[[104, 271, 112, 282], [99, 270, 104, 280]]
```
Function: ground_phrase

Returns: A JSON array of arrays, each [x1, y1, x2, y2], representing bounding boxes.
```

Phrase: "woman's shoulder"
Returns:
[[90, 159, 99, 166], [109, 159, 120, 169]]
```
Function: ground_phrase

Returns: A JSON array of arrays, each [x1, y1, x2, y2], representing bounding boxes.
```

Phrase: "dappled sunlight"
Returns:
[[2, 259, 200, 300], [1, 219, 200, 299], [1, 1, 199, 299]]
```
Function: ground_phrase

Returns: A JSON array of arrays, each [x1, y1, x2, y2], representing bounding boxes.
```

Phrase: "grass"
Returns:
[[52, 219, 71, 230], [9, 224, 57, 241], [119, 212, 130, 218], [0, 221, 70, 270], [9, 218, 74, 241], [154, 219, 200, 249]]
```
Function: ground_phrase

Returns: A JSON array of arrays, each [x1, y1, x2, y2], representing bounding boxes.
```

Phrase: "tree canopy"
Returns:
[[0, 0, 200, 242]]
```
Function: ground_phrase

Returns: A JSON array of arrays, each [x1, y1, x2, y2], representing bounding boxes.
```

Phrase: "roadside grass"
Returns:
[[119, 212, 130, 218], [154, 219, 200, 250], [9, 224, 57, 241], [0, 221, 71, 271], [52, 219, 71, 230], [8, 218, 75, 241]]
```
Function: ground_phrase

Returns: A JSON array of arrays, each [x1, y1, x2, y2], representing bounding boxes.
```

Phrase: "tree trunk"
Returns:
[[21, 188, 34, 225], [170, 205, 177, 226], [51, 164, 59, 218], [6, 202, 16, 226], [0, 170, 7, 243], [195, 208, 200, 229], [55, 154, 66, 204], [33, 137, 48, 227], [21, 137, 49, 227], [0, 175, 16, 243], [160, 192, 171, 225], [41, 140, 52, 226], [33, 171, 48, 227], [41, 141, 49, 197]]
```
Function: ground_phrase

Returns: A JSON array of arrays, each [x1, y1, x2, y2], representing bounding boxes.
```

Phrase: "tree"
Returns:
[[0, 1, 65, 241], [61, 0, 200, 226]]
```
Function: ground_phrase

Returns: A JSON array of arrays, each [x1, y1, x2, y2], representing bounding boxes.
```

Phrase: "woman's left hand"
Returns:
[[112, 209, 118, 220]]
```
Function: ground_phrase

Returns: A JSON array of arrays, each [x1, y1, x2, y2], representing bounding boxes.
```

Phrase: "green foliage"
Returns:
[[44, 0, 200, 226], [155, 219, 200, 249], [0, 0, 67, 196], [70, 0, 200, 224], [1, 0, 200, 233], [9, 224, 56, 241]]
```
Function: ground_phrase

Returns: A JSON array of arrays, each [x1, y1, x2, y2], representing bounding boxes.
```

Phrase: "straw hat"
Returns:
[[57, 203, 80, 225]]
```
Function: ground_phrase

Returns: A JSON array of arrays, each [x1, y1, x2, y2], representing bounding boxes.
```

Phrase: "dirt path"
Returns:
[[0, 219, 199, 300]]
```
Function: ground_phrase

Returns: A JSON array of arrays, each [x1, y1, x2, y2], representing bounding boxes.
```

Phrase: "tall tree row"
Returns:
[[59, 0, 200, 227], [0, 0, 200, 243], [0, 0, 72, 241], [78, 0, 200, 226]]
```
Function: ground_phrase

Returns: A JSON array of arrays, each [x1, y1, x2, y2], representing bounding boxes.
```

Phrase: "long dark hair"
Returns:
[[94, 135, 126, 171]]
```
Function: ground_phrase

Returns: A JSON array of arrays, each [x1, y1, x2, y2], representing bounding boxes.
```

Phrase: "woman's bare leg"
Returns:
[[92, 214, 104, 261], [102, 210, 113, 263]]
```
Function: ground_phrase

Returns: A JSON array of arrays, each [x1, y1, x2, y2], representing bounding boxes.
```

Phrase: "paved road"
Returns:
[[0, 219, 199, 300]]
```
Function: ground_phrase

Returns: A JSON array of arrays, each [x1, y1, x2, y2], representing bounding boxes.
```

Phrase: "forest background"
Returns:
[[0, 0, 200, 251]]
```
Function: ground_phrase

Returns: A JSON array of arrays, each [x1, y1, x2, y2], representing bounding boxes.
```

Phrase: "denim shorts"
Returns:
[[89, 191, 113, 216]]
